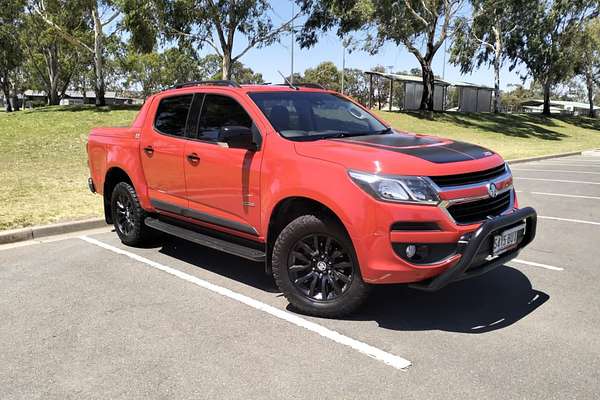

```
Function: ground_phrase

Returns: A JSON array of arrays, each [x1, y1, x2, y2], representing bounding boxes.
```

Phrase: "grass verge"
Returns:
[[0, 105, 139, 230]]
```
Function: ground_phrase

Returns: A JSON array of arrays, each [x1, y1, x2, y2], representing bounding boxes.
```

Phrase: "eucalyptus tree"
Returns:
[[573, 18, 600, 116], [450, 0, 526, 113], [300, 0, 464, 111], [128, 0, 303, 81], [32, 0, 121, 106], [20, 7, 84, 105], [506, 0, 599, 115], [0, 0, 25, 111]]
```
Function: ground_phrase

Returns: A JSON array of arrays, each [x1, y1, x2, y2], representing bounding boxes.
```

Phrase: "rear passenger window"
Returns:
[[197, 95, 253, 141], [154, 95, 194, 137]]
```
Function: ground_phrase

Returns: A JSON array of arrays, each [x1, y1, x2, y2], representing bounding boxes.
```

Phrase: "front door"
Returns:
[[140, 94, 194, 210], [184, 93, 263, 237]]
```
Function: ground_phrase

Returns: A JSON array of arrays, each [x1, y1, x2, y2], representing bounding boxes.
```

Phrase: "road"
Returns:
[[1, 155, 599, 399]]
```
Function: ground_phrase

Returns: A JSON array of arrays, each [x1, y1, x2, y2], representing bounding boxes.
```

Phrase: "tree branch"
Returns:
[[101, 11, 121, 27], [32, 5, 94, 54], [165, 25, 223, 57], [403, 0, 430, 27], [232, 10, 301, 62]]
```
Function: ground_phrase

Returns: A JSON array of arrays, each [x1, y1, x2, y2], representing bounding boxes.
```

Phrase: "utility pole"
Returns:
[[290, 2, 295, 84], [442, 39, 447, 80], [341, 41, 346, 95]]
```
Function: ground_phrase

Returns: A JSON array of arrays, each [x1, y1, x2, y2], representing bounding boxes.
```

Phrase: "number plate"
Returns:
[[493, 224, 526, 256]]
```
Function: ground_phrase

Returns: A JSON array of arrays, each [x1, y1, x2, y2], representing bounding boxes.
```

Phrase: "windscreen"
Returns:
[[249, 92, 388, 140]]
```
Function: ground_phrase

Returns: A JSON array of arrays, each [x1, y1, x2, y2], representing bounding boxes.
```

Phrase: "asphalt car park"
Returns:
[[2, 154, 600, 399]]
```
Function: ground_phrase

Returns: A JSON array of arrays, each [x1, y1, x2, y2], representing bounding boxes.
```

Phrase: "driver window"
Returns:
[[197, 94, 253, 142]]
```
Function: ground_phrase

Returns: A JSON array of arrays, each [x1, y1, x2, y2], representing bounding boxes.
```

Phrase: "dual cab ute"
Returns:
[[87, 80, 537, 317]]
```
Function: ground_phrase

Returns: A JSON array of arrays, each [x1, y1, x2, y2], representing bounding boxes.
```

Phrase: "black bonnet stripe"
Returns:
[[335, 135, 493, 164]]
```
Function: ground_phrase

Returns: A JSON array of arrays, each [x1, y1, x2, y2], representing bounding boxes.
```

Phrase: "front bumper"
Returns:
[[408, 207, 537, 291]]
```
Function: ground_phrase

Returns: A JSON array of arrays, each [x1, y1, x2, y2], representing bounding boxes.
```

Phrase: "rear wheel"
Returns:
[[110, 182, 153, 246], [272, 215, 370, 318]]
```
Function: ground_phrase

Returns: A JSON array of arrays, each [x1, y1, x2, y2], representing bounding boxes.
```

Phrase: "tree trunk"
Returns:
[[585, 70, 595, 117], [2, 76, 13, 112], [92, 6, 106, 107], [11, 94, 20, 111], [222, 51, 232, 80], [542, 81, 551, 116], [420, 62, 435, 111], [46, 45, 61, 105], [493, 50, 501, 113]]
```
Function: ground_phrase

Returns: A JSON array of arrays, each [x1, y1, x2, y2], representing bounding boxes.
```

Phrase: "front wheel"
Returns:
[[272, 215, 370, 318]]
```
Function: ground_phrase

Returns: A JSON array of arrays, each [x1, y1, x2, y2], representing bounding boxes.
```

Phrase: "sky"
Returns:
[[195, 1, 531, 90]]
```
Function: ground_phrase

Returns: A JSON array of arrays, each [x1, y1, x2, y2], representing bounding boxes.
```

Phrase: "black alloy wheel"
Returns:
[[288, 233, 354, 302]]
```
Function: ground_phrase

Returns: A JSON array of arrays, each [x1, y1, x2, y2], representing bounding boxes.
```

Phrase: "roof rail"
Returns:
[[275, 82, 326, 90], [296, 82, 326, 89], [171, 80, 241, 89]]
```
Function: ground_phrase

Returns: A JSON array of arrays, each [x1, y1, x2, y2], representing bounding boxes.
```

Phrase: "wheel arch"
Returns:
[[103, 167, 133, 224], [265, 196, 352, 275]]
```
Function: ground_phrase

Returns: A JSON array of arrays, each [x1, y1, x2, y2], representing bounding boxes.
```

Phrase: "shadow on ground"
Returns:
[[350, 266, 548, 334], [157, 236, 548, 334]]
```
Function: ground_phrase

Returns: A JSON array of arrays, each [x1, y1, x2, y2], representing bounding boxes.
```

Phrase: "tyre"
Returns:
[[272, 215, 370, 318], [110, 182, 153, 246]]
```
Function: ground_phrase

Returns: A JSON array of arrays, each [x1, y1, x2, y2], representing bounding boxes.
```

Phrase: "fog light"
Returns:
[[405, 245, 417, 259]]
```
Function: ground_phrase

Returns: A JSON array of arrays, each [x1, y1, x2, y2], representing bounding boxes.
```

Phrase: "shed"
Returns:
[[453, 82, 494, 112], [364, 71, 451, 111]]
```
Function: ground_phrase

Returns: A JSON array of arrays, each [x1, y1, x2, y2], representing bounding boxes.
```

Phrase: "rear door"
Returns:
[[140, 93, 195, 210], [183, 93, 263, 237]]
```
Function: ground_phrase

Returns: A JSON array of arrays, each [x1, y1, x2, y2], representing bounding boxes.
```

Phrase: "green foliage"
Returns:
[[506, 0, 599, 114], [128, 0, 301, 79], [0, 0, 25, 111], [118, 51, 263, 96], [300, 0, 462, 111], [304, 61, 341, 91]]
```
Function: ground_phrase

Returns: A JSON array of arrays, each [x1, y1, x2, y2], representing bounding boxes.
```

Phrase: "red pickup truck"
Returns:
[[87, 80, 537, 317]]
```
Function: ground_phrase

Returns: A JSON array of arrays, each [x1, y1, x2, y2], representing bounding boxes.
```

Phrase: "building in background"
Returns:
[[22, 90, 142, 107], [453, 82, 494, 113], [364, 71, 451, 111], [521, 99, 599, 116]]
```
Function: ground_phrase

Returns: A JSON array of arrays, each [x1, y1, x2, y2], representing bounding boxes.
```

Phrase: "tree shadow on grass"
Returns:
[[27, 104, 141, 113], [401, 111, 569, 141]]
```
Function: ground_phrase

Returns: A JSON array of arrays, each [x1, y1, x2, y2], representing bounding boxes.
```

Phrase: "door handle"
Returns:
[[143, 146, 154, 156], [187, 153, 200, 164]]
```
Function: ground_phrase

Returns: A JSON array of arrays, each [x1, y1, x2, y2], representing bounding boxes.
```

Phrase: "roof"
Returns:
[[364, 70, 452, 86], [452, 81, 493, 90], [520, 99, 600, 110]]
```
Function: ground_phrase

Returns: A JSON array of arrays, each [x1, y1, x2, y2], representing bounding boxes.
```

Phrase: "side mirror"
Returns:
[[219, 125, 260, 151]]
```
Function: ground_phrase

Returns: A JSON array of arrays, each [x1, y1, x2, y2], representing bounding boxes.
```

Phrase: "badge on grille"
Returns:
[[487, 182, 498, 198]]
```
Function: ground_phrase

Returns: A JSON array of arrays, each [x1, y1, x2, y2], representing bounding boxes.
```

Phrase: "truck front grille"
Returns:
[[430, 164, 506, 188], [447, 190, 512, 224]]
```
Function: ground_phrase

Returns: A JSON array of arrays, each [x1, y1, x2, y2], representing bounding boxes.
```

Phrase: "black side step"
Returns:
[[145, 217, 265, 262]]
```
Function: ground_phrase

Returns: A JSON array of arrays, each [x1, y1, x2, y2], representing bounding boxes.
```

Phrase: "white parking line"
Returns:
[[514, 177, 600, 185], [515, 191, 600, 200], [526, 163, 600, 168], [512, 168, 600, 175], [511, 259, 564, 271], [79, 236, 412, 370], [538, 216, 600, 226]]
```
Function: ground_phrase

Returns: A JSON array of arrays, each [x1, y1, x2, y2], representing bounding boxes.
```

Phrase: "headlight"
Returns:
[[348, 170, 440, 205]]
